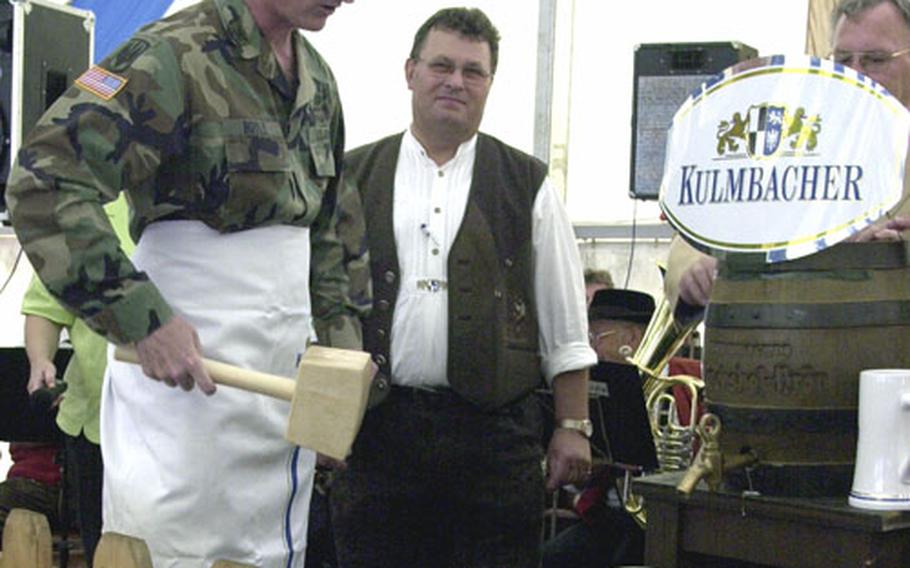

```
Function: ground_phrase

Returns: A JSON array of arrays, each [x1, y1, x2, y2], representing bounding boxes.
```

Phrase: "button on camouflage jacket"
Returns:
[[7, 0, 368, 347]]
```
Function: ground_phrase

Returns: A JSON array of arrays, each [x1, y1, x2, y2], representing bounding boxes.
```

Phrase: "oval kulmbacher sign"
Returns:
[[659, 54, 910, 262]]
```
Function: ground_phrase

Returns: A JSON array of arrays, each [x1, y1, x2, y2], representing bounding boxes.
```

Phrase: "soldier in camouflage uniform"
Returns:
[[6, 0, 362, 566]]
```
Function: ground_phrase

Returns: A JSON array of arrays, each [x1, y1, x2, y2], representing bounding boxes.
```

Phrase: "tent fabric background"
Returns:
[[71, 0, 171, 61]]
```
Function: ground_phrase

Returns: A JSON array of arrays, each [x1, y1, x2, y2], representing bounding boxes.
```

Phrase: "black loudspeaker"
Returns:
[[0, 0, 93, 219], [630, 42, 758, 200]]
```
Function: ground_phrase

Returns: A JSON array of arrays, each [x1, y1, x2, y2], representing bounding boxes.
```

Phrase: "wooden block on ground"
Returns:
[[93, 532, 152, 568], [1, 508, 52, 568]]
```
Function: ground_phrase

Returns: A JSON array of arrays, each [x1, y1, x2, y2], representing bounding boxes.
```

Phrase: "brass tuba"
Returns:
[[629, 297, 705, 471], [620, 296, 704, 526]]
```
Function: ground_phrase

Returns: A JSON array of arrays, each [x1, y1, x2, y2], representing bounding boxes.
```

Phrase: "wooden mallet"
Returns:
[[114, 345, 373, 460]]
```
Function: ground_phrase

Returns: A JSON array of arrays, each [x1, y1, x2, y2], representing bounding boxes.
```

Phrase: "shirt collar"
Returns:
[[215, 0, 264, 60], [403, 128, 478, 169], [214, 0, 316, 106]]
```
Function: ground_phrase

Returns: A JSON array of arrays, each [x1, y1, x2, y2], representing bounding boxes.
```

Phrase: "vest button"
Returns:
[[374, 354, 388, 366], [494, 289, 503, 299], [375, 376, 389, 391], [384, 270, 396, 283], [376, 328, 386, 338], [377, 299, 390, 311], [505, 257, 514, 267]]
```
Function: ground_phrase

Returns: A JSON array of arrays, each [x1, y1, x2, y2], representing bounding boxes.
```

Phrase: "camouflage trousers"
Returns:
[[0, 477, 60, 544]]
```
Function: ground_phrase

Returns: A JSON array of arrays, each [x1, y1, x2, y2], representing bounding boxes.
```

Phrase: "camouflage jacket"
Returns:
[[7, 0, 367, 347]]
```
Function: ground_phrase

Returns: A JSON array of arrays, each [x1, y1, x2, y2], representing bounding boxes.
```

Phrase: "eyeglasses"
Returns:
[[829, 47, 910, 72], [415, 57, 492, 85], [588, 329, 617, 346]]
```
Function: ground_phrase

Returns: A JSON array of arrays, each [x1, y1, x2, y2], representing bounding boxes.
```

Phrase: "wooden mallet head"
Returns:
[[283, 346, 374, 459]]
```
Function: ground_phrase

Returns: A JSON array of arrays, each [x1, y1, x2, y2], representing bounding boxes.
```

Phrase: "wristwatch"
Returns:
[[556, 418, 593, 439]]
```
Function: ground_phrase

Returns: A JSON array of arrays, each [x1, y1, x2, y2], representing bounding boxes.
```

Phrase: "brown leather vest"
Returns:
[[346, 132, 548, 409]]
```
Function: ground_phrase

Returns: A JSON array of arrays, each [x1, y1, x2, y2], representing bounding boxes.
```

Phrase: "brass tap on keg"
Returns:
[[677, 413, 758, 495]]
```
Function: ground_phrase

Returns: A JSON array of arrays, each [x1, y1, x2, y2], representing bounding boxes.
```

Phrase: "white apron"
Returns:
[[101, 221, 316, 568]]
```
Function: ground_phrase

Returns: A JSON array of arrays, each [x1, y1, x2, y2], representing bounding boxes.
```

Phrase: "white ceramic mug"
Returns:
[[849, 369, 910, 510]]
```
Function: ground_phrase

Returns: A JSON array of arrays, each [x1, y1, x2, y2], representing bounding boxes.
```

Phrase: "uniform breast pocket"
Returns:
[[223, 129, 297, 223]]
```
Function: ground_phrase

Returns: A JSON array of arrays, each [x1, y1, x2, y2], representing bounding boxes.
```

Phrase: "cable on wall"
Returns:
[[622, 199, 639, 289]]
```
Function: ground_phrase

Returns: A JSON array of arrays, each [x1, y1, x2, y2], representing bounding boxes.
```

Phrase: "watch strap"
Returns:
[[556, 418, 593, 438]]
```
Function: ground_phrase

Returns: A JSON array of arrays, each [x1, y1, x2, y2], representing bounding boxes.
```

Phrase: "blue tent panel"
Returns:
[[72, 0, 172, 61]]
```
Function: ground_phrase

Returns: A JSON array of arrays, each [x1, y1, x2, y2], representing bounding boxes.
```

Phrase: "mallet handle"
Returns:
[[114, 346, 295, 401]]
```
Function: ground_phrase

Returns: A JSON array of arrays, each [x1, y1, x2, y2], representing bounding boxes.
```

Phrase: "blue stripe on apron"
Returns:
[[285, 446, 301, 568]]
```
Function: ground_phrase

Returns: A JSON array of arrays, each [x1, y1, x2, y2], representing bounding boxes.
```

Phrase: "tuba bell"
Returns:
[[628, 296, 705, 471]]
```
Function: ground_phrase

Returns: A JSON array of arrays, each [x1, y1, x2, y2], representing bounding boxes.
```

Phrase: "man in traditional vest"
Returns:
[[667, 0, 910, 315], [330, 7, 597, 567]]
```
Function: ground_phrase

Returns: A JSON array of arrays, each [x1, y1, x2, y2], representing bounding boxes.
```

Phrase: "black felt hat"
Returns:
[[588, 289, 655, 324]]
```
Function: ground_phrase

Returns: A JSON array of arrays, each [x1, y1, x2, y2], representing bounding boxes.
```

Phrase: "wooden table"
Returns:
[[635, 471, 910, 567]]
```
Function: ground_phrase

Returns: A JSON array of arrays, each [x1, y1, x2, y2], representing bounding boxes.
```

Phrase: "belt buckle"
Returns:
[[417, 278, 447, 293]]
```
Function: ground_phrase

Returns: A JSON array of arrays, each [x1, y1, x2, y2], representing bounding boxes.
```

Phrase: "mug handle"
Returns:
[[902, 394, 910, 483]]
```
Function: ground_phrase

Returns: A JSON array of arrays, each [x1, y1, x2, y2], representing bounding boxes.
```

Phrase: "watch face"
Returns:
[[581, 420, 593, 437], [559, 419, 593, 438]]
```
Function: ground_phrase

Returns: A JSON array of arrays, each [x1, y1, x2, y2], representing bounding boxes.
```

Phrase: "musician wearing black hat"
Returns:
[[543, 288, 658, 568], [587, 289, 655, 365]]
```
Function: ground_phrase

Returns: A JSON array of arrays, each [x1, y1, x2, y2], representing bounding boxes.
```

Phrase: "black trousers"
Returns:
[[64, 433, 102, 567], [541, 504, 644, 568], [331, 387, 546, 568]]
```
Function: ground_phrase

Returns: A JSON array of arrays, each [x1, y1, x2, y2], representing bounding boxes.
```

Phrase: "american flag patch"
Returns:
[[75, 66, 128, 100]]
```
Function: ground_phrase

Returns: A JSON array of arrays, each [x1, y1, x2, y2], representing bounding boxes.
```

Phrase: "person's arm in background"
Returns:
[[24, 315, 64, 396], [664, 235, 717, 319], [21, 275, 76, 397]]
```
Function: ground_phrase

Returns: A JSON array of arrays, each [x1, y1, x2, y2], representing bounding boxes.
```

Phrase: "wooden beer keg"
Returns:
[[703, 241, 910, 496]]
